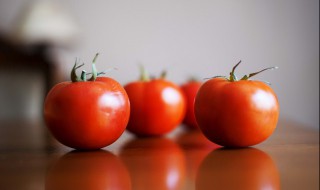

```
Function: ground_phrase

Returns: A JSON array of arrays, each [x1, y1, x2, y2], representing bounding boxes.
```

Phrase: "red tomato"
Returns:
[[196, 148, 280, 190], [44, 54, 130, 150], [124, 68, 186, 136], [46, 150, 131, 190], [180, 80, 202, 129], [194, 61, 279, 147], [119, 137, 186, 190]]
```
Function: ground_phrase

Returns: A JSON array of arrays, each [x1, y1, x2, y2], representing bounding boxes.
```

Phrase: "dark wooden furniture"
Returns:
[[0, 35, 60, 95]]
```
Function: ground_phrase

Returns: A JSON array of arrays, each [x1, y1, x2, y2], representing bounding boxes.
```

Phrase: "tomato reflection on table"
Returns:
[[119, 137, 186, 190], [175, 129, 220, 181], [196, 147, 280, 190], [45, 150, 131, 190]]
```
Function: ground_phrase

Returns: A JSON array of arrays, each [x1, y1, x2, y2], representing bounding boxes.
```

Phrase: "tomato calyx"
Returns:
[[159, 70, 167, 79], [187, 77, 200, 82], [139, 65, 150, 82], [212, 61, 278, 84], [139, 65, 167, 82], [71, 53, 109, 82]]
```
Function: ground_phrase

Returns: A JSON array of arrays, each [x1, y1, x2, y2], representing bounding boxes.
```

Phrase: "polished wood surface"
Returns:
[[0, 119, 318, 190]]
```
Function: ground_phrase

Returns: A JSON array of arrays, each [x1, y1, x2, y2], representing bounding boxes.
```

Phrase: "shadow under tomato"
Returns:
[[196, 147, 280, 190], [119, 137, 186, 190], [45, 150, 131, 190], [175, 129, 220, 149]]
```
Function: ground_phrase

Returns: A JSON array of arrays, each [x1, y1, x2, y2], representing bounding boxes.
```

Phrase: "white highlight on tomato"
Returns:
[[162, 87, 181, 105], [99, 92, 124, 109], [166, 169, 180, 189], [252, 90, 277, 110]]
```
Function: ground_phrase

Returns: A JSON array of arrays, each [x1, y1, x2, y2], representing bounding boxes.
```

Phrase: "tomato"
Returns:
[[44, 54, 130, 150], [46, 150, 131, 190], [124, 68, 186, 136], [196, 148, 280, 190], [180, 79, 202, 129], [119, 137, 186, 190], [194, 61, 279, 147]]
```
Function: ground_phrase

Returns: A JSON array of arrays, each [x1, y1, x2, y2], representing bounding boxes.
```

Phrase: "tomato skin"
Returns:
[[181, 81, 202, 129], [124, 79, 186, 136], [194, 78, 279, 147], [44, 77, 130, 150]]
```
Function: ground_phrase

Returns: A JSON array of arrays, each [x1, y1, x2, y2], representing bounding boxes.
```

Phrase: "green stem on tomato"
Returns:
[[88, 53, 99, 81], [209, 61, 278, 85], [187, 77, 198, 82], [139, 65, 150, 81], [71, 59, 85, 82], [71, 53, 103, 82], [80, 70, 87, 81], [229, 60, 241, 82], [240, 66, 278, 80], [160, 70, 167, 79]]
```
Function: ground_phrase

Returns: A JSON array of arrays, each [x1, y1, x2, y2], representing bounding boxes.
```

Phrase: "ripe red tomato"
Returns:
[[124, 68, 186, 136], [44, 54, 130, 150], [195, 61, 279, 147], [46, 150, 131, 190], [180, 80, 202, 129]]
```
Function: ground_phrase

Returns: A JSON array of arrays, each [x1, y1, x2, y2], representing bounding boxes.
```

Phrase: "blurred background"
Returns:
[[0, 0, 318, 129]]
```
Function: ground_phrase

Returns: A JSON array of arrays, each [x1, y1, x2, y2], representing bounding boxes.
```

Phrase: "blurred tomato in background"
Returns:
[[180, 79, 202, 130], [124, 68, 186, 136]]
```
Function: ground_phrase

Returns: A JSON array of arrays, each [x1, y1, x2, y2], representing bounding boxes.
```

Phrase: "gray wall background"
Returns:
[[0, 0, 319, 129]]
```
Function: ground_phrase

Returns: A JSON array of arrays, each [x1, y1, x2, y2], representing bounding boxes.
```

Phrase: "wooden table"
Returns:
[[0, 118, 318, 190]]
